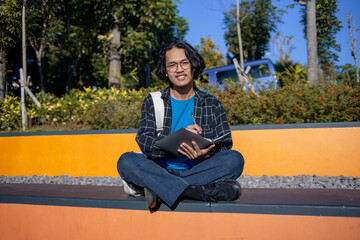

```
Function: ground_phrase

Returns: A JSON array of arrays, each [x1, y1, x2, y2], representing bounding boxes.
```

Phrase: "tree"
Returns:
[[43, 0, 116, 94], [3, 0, 188, 97], [346, 13, 359, 83], [108, 0, 188, 88], [337, 64, 358, 85], [272, 31, 295, 66], [108, 14, 121, 88], [297, 0, 318, 85], [223, 0, 283, 63], [29, 0, 80, 94], [272, 31, 297, 84], [58, 0, 99, 93], [300, 0, 342, 82], [26, 0, 58, 96], [195, 36, 225, 69], [0, 0, 22, 100]]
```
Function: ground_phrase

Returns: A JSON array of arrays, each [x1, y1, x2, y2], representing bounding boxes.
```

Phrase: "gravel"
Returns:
[[1, 174, 359, 189]]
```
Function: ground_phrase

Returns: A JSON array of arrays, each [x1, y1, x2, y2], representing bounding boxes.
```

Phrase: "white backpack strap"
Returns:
[[149, 91, 164, 136]]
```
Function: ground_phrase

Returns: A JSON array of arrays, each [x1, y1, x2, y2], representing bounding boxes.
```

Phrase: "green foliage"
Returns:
[[3, 0, 188, 96], [202, 80, 360, 125], [195, 36, 225, 69], [275, 63, 308, 87], [0, 0, 22, 49], [0, 96, 22, 131], [336, 64, 359, 87], [1, 81, 359, 132], [300, 0, 343, 76], [116, 0, 188, 87], [26, 0, 52, 45], [223, 0, 284, 62], [0, 85, 156, 131], [83, 87, 145, 129]]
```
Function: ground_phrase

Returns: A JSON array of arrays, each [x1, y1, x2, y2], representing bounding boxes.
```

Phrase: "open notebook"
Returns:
[[154, 128, 230, 157]]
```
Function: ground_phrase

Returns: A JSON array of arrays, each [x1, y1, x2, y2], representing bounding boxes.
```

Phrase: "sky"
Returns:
[[177, 0, 360, 67]]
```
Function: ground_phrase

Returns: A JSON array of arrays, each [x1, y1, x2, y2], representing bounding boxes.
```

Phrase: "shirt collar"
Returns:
[[161, 86, 208, 101]]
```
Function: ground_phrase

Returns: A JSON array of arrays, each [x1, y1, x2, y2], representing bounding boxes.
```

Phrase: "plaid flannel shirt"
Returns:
[[136, 86, 233, 160]]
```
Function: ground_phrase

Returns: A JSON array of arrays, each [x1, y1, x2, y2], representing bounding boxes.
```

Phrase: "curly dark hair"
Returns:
[[156, 40, 206, 84]]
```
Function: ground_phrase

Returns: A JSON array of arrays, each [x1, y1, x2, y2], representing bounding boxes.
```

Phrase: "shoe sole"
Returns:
[[225, 179, 242, 200], [144, 188, 158, 209]]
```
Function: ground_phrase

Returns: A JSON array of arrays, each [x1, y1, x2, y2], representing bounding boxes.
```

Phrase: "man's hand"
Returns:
[[185, 124, 202, 134], [178, 141, 215, 160]]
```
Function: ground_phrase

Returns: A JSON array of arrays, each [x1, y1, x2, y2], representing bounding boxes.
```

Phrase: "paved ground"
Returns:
[[1, 174, 359, 189]]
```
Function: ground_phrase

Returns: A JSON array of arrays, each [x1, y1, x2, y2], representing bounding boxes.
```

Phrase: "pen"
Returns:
[[191, 112, 196, 125]]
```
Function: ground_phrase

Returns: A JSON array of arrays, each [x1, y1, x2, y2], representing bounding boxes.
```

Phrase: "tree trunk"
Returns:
[[38, 2, 48, 97], [0, 49, 6, 101], [251, 44, 257, 61], [66, 54, 81, 93], [346, 13, 360, 83], [145, 50, 151, 88], [306, 0, 318, 85], [31, 43, 46, 97], [22, 0, 27, 87], [64, 2, 73, 93], [66, 64, 73, 93], [36, 49, 45, 96], [108, 17, 122, 89], [39, 51, 45, 96]]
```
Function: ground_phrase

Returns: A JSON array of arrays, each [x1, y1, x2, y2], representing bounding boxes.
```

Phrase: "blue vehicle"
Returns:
[[202, 58, 277, 90]]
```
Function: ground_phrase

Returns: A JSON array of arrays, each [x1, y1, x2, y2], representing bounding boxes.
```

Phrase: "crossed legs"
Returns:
[[117, 150, 244, 208]]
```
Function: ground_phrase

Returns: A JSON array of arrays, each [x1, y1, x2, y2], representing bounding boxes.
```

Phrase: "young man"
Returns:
[[117, 41, 244, 210]]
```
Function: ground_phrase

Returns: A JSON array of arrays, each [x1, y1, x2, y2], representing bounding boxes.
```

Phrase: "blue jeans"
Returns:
[[117, 150, 244, 207]]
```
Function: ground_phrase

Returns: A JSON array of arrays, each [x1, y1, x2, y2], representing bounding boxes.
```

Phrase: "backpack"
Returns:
[[122, 91, 164, 196]]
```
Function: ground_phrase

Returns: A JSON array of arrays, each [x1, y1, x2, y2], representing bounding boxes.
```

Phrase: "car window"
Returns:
[[201, 73, 209, 82], [247, 64, 271, 78], [216, 69, 239, 85], [216, 64, 271, 85]]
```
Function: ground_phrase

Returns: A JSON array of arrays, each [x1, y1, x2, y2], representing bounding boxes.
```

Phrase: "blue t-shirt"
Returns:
[[157, 96, 199, 170]]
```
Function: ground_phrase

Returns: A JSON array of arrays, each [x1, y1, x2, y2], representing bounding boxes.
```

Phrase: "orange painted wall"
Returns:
[[0, 127, 359, 177], [0, 203, 359, 240]]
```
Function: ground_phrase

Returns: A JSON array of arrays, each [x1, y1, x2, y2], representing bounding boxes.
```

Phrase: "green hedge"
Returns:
[[204, 80, 360, 125], [1, 82, 359, 132]]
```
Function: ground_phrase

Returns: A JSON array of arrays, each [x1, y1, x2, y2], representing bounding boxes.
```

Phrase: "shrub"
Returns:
[[206, 80, 360, 125], [0, 82, 359, 132], [82, 87, 148, 129], [0, 96, 22, 131]]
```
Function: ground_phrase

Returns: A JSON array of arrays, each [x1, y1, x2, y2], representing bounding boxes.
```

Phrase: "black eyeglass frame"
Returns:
[[166, 60, 191, 73]]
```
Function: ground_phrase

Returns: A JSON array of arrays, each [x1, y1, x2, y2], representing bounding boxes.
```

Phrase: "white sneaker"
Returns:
[[121, 179, 143, 197]]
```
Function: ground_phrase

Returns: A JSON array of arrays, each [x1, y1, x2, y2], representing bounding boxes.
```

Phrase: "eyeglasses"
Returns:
[[166, 60, 190, 72]]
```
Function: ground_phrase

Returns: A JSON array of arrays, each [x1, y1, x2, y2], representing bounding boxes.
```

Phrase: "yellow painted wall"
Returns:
[[0, 127, 359, 177]]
